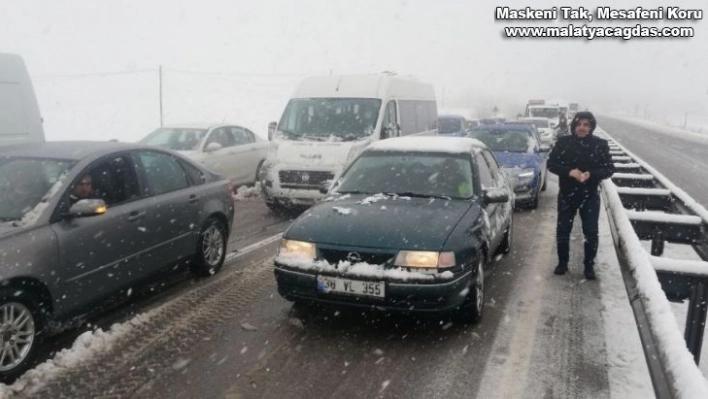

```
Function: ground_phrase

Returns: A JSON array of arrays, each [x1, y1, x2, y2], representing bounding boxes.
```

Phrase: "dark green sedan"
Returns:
[[273, 137, 514, 323]]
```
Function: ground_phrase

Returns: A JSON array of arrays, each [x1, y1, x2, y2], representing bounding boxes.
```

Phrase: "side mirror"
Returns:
[[268, 121, 277, 141], [319, 180, 332, 195], [205, 142, 223, 153], [483, 188, 510, 204], [67, 199, 107, 218]]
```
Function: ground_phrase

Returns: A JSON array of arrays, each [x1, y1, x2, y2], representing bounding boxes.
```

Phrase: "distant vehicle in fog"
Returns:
[[140, 123, 270, 187], [438, 114, 468, 136], [0, 53, 44, 148], [514, 117, 557, 146]]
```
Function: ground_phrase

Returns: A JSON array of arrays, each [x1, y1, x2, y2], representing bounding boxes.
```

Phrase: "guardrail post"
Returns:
[[651, 230, 665, 256], [685, 280, 708, 364]]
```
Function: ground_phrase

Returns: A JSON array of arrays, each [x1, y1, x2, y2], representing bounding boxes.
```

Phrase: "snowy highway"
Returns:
[[4, 119, 708, 398]]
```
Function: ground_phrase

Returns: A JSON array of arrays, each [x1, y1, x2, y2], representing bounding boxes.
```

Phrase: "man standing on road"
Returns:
[[548, 112, 615, 280]]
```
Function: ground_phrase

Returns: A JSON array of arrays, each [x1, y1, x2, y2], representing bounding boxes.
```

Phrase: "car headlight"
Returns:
[[394, 251, 456, 269], [504, 168, 535, 188], [278, 239, 316, 260]]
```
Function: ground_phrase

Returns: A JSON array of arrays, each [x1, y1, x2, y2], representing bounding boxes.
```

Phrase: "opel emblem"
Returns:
[[346, 252, 362, 263], [301, 173, 310, 182]]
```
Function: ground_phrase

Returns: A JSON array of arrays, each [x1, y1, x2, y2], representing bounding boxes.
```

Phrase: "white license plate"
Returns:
[[316, 276, 385, 298]]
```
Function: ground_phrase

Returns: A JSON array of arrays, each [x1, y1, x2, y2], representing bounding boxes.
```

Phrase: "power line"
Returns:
[[32, 69, 156, 80]]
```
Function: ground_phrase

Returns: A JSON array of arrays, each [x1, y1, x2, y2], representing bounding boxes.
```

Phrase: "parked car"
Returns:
[[0, 141, 234, 380], [274, 136, 514, 324], [468, 124, 549, 209], [140, 123, 270, 188], [438, 114, 468, 136]]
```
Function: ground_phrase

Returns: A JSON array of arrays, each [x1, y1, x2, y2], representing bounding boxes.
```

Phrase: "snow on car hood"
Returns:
[[285, 195, 475, 251]]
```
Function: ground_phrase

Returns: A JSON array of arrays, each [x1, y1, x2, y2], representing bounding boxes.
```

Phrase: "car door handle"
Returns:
[[189, 194, 200, 204], [127, 211, 146, 222]]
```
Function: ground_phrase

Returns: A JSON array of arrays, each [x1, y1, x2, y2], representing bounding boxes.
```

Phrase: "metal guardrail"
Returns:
[[598, 129, 708, 399]]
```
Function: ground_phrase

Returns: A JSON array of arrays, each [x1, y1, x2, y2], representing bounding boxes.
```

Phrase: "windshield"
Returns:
[[277, 98, 382, 141], [529, 107, 559, 119], [335, 152, 474, 199], [438, 117, 464, 134], [142, 128, 208, 151], [0, 158, 74, 223], [469, 129, 535, 153]]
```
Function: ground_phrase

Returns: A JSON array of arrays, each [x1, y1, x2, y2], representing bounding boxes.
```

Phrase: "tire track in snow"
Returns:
[[9, 241, 280, 398]]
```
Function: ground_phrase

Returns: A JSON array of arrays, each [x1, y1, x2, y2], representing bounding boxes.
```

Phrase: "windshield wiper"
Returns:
[[384, 192, 452, 200], [333, 133, 362, 142]]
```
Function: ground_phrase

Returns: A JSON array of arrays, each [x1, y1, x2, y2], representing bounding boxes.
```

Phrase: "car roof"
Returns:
[[366, 136, 487, 154], [0, 141, 151, 161]]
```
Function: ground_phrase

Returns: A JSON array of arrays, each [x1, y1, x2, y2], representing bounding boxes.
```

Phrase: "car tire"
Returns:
[[255, 161, 265, 185], [497, 217, 513, 255], [529, 186, 540, 210], [0, 289, 45, 383], [265, 198, 288, 215], [466, 256, 485, 324], [190, 217, 228, 277], [541, 173, 547, 192]]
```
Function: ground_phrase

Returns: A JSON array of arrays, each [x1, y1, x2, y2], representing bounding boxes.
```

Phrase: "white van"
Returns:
[[0, 53, 44, 148], [262, 74, 437, 211]]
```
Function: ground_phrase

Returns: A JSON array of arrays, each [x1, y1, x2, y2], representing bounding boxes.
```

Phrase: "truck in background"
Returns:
[[0, 53, 45, 148]]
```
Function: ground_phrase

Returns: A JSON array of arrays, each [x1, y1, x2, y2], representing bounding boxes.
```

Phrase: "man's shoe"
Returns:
[[584, 269, 597, 280], [554, 265, 568, 275]]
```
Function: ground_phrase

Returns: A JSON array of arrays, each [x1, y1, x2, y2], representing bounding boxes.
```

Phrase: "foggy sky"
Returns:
[[1, 0, 706, 137]]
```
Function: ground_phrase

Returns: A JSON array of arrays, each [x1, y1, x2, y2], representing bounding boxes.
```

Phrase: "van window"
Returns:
[[278, 98, 381, 141], [399, 100, 437, 135]]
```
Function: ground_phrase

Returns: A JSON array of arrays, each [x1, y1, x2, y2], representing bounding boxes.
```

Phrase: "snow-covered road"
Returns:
[[4, 116, 708, 398]]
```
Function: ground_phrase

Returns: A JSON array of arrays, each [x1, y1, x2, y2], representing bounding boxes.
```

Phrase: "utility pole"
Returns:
[[684, 112, 688, 129], [159, 65, 164, 127]]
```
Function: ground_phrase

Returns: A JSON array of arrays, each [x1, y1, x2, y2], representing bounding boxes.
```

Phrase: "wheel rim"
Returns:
[[0, 302, 35, 372], [475, 258, 484, 313], [202, 225, 225, 267]]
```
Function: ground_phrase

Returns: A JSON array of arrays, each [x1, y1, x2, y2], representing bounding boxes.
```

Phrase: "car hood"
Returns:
[[493, 151, 541, 169], [285, 195, 475, 251]]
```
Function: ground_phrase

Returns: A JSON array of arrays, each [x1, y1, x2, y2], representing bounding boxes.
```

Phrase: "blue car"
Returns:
[[468, 124, 549, 208]]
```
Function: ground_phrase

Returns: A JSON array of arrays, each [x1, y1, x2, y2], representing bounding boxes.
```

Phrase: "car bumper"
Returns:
[[274, 264, 474, 313]]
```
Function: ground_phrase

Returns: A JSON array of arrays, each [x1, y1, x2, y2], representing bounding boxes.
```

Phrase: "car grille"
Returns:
[[279, 170, 334, 190], [319, 248, 396, 266]]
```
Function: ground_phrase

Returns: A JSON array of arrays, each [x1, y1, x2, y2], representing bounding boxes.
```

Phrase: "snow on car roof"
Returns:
[[366, 136, 487, 154]]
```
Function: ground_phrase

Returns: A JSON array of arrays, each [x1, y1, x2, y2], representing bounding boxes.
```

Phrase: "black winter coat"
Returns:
[[548, 134, 615, 195]]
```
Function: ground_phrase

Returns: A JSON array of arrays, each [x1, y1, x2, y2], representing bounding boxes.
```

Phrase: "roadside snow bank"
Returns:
[[0, 312, 153, 397]]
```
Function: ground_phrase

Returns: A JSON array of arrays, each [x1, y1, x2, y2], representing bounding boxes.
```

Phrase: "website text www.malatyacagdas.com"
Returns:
[[504, 25, 694, 40]]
